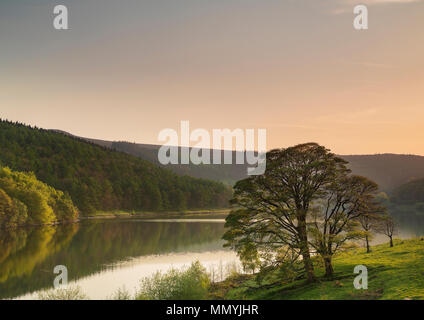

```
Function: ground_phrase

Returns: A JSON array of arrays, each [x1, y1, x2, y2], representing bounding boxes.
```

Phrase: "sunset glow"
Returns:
[[1, 0, 423, 154]]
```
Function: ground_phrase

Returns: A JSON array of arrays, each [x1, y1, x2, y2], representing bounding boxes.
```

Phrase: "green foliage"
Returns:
[[224, 143, 360, 281], [0, 166, 78, 227], [109, 287, 133, 300], [224, 143, 386, 281], [136, 261, 210, 300], [0, 188, 15, 218], [0, 120, 232, 214], [238, 242, 260, 274]]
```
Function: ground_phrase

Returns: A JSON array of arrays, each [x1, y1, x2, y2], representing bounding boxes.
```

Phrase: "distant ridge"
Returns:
[[51, 130, 424, 192], [50, 129, 114, 148]]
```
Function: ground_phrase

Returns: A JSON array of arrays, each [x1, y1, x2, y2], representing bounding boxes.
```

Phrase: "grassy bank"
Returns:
[[209, 238, 424, 300], [36, 238, 424, 300]]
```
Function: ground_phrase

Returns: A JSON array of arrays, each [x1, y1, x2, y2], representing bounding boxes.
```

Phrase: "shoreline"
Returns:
[[1, 209, 230, 231], [81, 209, 230, 220]]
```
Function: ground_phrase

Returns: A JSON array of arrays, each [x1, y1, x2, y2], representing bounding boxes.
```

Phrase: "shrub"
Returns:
[[136, 261, 210, 300], [109, 286, 133, 300], [37, 286, 88, 300]]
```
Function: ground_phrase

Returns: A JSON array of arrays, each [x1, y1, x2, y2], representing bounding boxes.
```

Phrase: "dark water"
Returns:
[[0, 218, 236, 299]]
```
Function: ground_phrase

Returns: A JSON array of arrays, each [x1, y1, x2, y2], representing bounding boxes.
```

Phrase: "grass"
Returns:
[[210, 238, 424, 300]]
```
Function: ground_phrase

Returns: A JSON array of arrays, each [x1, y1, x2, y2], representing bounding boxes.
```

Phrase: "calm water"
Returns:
[[0, 218, 238, 300], [1, 215, 423, 300]]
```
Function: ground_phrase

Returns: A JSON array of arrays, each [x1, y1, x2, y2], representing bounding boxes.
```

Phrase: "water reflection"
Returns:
[[0, 219, 228, 299], [1, 215, 423, 299]]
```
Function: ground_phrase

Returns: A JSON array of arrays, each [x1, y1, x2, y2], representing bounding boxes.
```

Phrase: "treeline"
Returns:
[[84, 140, 424, 191], [391, 178, 424, 204], [0, 120, 232, 214], [0, 166, 78, 228], [384, 178, 424, 219]]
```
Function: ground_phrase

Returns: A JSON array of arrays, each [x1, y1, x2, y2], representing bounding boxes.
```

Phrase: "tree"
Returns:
[[309, 175, 385, 276], [238, 242, 261, 274], [358, 213, 379, 253], [0, 166, 78, 227], [355, 191, 388, 253], [378, 215, 397, 247], [0, 188, 14, 216], [224, 143, 350, 282]]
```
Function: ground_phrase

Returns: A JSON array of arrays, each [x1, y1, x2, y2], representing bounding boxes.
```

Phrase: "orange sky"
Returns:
[[1, 0, 423, 155]]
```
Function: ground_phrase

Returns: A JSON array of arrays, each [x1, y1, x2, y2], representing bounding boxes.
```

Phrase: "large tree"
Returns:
[[223, 143, 350, 282]]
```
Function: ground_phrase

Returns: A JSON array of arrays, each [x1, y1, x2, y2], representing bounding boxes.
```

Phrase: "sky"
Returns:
[[1, 0, 423, 155]]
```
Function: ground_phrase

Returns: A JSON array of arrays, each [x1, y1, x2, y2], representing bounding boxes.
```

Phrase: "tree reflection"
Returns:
[[0, 219, 225, 299]]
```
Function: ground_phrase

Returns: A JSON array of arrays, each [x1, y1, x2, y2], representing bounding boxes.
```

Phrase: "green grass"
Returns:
[[211, 238, 424, 300]]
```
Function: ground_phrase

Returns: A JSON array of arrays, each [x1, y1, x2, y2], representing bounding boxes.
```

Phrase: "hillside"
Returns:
[[384, 178, 424, 222], [0, 120, 232, 214], [391, 178, 424, 205], [109, 141, 247, 186], [50, 134, 247, 186], [342, 154, 424, 192], [210, 238, 424, 300], [64, 133, 424, 191]]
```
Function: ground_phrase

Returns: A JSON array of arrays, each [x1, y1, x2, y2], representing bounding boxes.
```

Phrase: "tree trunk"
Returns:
[[365, 235, 370, 253], [298, 216, 316, 282], [302, 250, 316, 282], [324, 257, 334, 278], [389, 236, 393, 247]]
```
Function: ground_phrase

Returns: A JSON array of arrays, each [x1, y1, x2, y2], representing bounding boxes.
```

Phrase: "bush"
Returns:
[[136, 261, 210, 300], [37, 286, 88, 300], [109, 286, 133, 300]]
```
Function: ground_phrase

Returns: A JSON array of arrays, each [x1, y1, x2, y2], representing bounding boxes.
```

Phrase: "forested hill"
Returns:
[[0, 120, 232, 214], [67, 135, 424, 192], [391, 178, 424, 205], [109, 141, 247, 186], [49, 133, 246, 186]]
